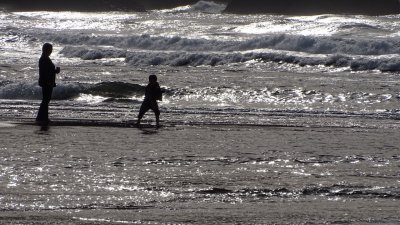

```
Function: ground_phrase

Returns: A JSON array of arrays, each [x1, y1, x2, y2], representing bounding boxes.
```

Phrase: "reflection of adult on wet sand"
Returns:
[[136, 75, 163, 128], [36, 43, 60, 123]]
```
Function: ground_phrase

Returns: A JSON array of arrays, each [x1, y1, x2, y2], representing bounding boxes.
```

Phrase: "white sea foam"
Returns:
[[39, 32, 400, 56], [59, 45, 400, 72], [4, 22, 397, 71], [2, 9, 400, 71], [45, 31, 400, 71], [0, 82, 84, 100], [76, 94, 108, 104], [12, 11, 136, 31], [157, 1, 227, 14]]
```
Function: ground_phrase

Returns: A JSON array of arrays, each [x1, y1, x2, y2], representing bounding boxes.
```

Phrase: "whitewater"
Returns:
[[1, 1, 400, 224]]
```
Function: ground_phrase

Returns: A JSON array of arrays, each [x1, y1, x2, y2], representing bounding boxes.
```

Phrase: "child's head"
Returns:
[[149, 74, 157, 83]]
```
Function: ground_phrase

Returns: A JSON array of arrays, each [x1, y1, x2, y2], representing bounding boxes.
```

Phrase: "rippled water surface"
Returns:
[[0, 124, 399, 224]]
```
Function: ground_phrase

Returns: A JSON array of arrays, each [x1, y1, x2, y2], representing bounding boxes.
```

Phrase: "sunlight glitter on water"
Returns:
[[75, 94, 108, 104], [13, 12, 137, 31]]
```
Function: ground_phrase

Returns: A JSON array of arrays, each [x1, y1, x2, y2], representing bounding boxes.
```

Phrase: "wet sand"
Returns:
[[0, 119, 399, 224]]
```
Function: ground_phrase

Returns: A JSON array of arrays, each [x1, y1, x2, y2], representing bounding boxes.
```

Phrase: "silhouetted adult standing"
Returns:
[[36, 43, 60, 123]]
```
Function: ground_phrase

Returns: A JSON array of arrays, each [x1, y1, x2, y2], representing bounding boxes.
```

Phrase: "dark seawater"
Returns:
[[1, 1, 400, 224], [1, 0, 399, 15]]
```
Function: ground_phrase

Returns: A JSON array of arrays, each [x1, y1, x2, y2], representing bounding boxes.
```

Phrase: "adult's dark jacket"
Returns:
[[38, 55, 56, 87]]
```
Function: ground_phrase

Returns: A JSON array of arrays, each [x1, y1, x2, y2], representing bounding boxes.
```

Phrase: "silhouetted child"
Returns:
[[137, 75, 162, 127], [36, 43, 60, 123]]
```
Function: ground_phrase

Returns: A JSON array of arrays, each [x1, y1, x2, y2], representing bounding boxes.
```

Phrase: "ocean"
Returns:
[[1, 1, 400, 224]]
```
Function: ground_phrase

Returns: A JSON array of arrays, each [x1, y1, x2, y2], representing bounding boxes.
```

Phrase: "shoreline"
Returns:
[[0, 116, 390, 130]]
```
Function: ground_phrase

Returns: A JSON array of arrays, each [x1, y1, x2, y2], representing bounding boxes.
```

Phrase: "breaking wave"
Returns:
[[60, 46, 400, 71], [0, 19, 393, 71], [0, 82, 147, 100], [157, 1, 227, 14], [46, 33, 400, 55], [125, 52, 400, 72], [41, 32, 400, 71]]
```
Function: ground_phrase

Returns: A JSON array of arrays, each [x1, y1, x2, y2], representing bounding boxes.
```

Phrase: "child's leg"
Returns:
[[137, 101, 150, 125], [152, 102, 161, 127]]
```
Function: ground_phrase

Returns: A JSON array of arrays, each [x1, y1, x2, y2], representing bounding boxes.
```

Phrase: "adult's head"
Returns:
[[149, 74, 158, 83], [42, 43, 53, 56]]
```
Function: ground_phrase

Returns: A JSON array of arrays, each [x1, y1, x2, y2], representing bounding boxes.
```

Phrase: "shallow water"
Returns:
[[0, 124, 399, 224], [2, 66, 400, 131], [2, 9, 400, 128]]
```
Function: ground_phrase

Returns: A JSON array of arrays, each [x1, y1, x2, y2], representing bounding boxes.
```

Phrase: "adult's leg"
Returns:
[[155, 114, 160, 128], [36, 86, 53, 121]]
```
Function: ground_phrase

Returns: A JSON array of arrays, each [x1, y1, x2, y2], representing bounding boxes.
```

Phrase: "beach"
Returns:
[[0, 120, 399, 224], [1, 2, 400, 224]]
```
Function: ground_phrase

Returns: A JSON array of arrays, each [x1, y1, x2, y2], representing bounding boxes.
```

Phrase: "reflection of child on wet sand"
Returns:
[[136, 75, 162, 128]]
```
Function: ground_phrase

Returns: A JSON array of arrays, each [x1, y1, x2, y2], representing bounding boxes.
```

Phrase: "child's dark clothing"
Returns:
[[138, 82, 162, 119]]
